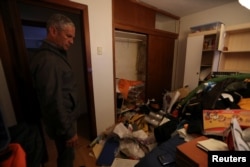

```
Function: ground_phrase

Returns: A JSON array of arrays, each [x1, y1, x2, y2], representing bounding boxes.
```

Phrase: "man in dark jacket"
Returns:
[[30, 13, 81, 167]]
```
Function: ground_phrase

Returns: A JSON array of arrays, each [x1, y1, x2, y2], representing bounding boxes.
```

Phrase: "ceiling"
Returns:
[[138, 0, 237, 17]]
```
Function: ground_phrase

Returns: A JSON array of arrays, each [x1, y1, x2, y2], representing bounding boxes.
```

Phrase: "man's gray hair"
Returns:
[[46, 13, 75, 32]]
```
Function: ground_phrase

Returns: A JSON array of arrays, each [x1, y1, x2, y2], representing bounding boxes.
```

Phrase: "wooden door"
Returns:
[[183, 35, 204, 91], [0, 0, 96, 139], [146, 35, 175, 102]]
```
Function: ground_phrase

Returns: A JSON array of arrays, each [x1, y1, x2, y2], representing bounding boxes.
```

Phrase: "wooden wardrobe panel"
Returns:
[[146, 35, 175, 102], [113, 0, 155, 29]]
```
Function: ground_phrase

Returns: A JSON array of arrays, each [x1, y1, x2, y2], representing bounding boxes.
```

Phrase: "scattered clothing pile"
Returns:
[[91, 73, 250, 167]]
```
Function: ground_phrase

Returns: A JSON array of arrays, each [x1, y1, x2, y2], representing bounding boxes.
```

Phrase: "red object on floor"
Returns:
[[0, 143, 26, 167], [171, 109, 179, 118]]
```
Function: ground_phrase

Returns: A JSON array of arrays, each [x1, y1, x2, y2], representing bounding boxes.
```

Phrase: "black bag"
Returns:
[[154, 115, 178, 144]]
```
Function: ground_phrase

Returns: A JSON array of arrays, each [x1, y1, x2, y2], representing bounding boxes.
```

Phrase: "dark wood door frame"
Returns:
[[0, 0, 97, 139]]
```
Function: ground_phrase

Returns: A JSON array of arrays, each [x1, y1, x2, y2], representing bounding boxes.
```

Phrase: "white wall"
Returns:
[[71, 0, 115, 134], [173, 1, 250, 90], [115, 41, 139, 80]]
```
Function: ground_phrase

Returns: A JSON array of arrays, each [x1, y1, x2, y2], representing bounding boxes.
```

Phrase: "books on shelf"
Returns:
[[202, 109, 250, 136], [196, 138, 228, 152]]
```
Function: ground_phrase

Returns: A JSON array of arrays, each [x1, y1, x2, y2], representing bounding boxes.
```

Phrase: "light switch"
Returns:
[[97, 47, 102, 55]]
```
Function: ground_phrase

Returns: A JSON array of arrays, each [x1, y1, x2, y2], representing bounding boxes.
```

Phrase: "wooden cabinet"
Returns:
[[183, 30, 222, 91], [113, 0, 179, 103], [184, 22, 250, 91], [183, 22, 225, 90], [218, 23, 250, 73], [147, 35, 175, 102], [183, 35, 203, 91], [113, 0, 155, 29], [113, 0, 179, 35], [176, 136, 208, 167]]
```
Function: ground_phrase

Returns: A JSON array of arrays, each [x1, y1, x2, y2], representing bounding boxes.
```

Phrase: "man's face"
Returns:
[[54, 25, 75, 51]]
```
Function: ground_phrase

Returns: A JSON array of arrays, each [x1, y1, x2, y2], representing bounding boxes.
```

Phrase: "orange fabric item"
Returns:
[[118, 79, 143, 99], [0, 143, 26, 167], [238, 98, 250, 110]]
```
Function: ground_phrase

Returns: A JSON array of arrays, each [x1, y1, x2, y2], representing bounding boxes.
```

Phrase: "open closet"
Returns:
[[114, 30, 147, 113], [115, 30, 147, 81], [113, 0, 180, 119]]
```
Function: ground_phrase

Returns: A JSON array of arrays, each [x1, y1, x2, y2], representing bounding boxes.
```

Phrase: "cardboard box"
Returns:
[[203, 109, 250, 136]]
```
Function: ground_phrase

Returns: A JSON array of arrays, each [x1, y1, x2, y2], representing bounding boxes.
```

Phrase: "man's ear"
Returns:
[[49, 26, 57, 37]]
